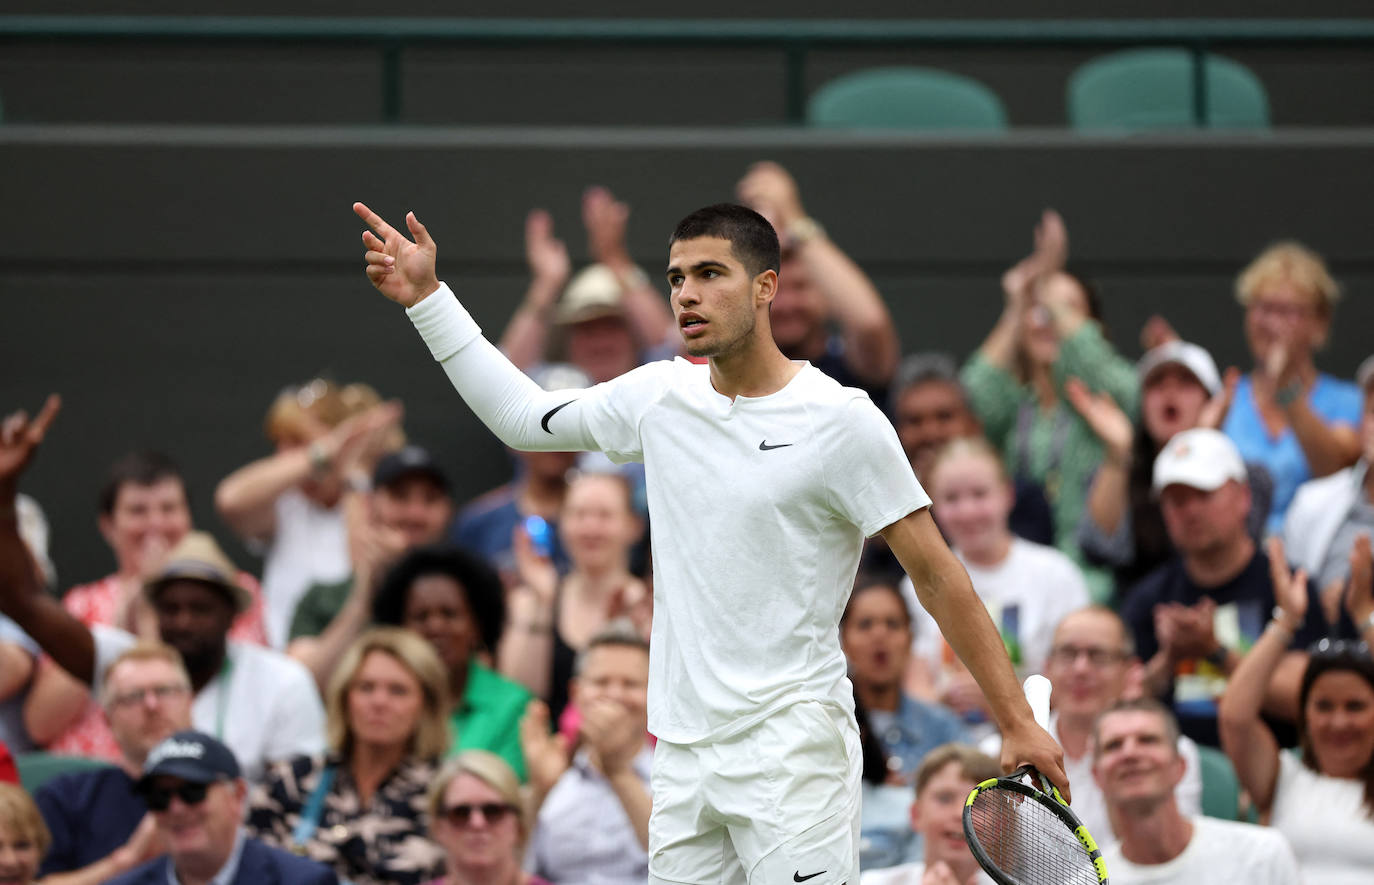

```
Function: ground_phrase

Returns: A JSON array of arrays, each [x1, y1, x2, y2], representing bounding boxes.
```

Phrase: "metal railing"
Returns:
[[3, 16, 1373, 124]]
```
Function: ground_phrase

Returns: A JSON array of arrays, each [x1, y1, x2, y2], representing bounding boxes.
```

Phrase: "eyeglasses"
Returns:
[[109, 684, 190, 709], [441, 803, 516, 827], [1048, 645, 1128, 667], [1249, 299, 1314, 321], [143, 780, 221, 811]]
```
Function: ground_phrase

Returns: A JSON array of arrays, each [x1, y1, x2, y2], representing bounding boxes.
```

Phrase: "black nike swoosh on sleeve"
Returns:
[[540, 400, 576, 434]]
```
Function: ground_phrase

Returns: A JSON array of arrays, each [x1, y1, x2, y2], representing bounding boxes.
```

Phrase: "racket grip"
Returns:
[[1023, 674, 1051, 729]]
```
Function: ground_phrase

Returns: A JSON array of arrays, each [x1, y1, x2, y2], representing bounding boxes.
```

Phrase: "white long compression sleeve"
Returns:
[[406, 283, 601, 452]]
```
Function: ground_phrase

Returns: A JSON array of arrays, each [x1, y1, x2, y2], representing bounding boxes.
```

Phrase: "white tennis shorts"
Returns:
[[647, 700, 862, 885]]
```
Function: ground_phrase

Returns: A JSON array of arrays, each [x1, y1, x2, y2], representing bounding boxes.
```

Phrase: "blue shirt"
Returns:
[[1223, 372, 1361, 535], [35, 765, 140, 875]]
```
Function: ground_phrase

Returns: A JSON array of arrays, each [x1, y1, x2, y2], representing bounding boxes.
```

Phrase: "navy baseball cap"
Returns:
[[372, 445, 451, 494], [136, 730, 241, 790]]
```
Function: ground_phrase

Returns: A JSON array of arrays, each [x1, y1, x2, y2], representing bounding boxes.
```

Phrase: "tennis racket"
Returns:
[[962, 675, 1109, 885]]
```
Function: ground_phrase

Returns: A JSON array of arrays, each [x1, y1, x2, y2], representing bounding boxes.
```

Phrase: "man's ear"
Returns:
[[754, 269, 778, 307]]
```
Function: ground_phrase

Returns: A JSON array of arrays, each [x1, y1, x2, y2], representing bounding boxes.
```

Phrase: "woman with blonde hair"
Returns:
[[0, 782, 49, 884], [248, 627, 449, 885], [215, 378, 404, 647], [1222, 241, 1361, 532], [426, 751, 551, 885]]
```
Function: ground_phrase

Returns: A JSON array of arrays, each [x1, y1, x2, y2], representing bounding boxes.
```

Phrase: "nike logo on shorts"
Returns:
[[759, 440, 793, 451], [540, 400, 575, 434]]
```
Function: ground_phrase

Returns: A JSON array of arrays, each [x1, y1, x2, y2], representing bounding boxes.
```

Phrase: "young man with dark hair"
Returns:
[[352, 199, 1063, 884]]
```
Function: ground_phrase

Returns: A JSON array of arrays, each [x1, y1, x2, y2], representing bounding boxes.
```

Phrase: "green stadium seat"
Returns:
[[1196, 744, 1242, 820], [807, 66, 1008, 131], [1068, 48, 1270, 132], [15, 752, 113, 793]]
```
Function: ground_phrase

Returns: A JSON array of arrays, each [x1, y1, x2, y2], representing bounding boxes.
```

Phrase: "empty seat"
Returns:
[[808, 66, 1008, 131], [1068, 48, 1270, 132]]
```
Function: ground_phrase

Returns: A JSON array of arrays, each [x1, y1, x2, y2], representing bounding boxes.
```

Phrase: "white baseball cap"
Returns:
[[1152, 428, 1247, 494], [554, 264, 626, 326], [1137, 341, 1222, 396]]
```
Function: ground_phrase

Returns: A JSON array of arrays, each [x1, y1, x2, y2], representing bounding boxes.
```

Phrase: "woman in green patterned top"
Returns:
[[961, 211, 1138, 603]]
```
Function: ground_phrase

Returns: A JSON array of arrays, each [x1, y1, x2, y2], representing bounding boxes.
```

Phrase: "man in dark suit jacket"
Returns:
[[103, 729, 338, 885]]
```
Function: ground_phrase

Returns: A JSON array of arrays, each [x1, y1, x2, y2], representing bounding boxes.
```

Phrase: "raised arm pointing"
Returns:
[[354, 202, 441, 308]]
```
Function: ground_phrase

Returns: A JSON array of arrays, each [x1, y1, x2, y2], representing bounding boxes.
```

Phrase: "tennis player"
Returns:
[[353, 201, 1066, 885]]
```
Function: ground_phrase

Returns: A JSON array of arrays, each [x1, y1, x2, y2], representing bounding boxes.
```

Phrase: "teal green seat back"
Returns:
[[1195, 744, 1241, 820], [16, 752, 113, 794], [808, 66, 1008, 131], [1068, 48, 1270, 131]]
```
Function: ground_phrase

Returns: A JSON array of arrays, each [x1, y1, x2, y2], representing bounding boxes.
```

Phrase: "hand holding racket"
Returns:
[[962, 675, 1109, 884]]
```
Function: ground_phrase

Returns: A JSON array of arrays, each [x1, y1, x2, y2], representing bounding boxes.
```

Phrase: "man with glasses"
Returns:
[[1041, 607, 1202, 841], [106, 729, 338, 885], [35, 643, 193, 884]]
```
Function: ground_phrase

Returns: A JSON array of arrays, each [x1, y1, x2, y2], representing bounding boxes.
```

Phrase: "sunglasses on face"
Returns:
[[143, 780, 218, 811], [442, 802, 516, 827]]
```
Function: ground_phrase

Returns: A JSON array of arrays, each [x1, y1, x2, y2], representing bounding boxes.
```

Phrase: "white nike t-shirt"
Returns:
[[408, 287, 929, 744], [577, 358, 930, 743]]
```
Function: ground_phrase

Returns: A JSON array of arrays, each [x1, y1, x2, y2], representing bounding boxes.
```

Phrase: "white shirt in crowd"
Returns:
[[1102, 816, 1300, 885], [860, 862, 996, 885], [409, 286, 930, 745], [93, 624, 325, 781], [902, 537, 1090, 682], [1270, 749, 1374, 885], [256, 487, 350, 648]]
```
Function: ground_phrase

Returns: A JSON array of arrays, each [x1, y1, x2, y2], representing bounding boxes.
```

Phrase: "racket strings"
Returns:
[[967, 789, 1099, 885]]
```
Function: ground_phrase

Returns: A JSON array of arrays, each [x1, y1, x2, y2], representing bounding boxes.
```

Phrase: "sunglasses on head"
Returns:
[[143, 780, 219, 811], [1308, 638, 1372, 660], [442, 802, 516, 826]]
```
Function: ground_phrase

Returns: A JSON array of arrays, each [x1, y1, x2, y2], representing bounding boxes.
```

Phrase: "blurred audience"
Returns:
[[1282, 355, 1374, 620], [841, 577, 967, 869], [858, 744, 1000, 885], [1220, 242, 1361, 534], [1120, 431, 1331, 746], [1219, 542, 1374, 885], [962, 210, 1138, 601], [289, 444, 455, 652], [500, 187, 677, 384], [1074, 341, 1272, 594], [215, 379, 402, 648], [737, 161, 899, 403], [903, 439, 1089, 731], [111, 730, 339, 885], [0, 782, 47, 885], [450, 364, 591, 586], [502, 472, 649, 727], [249, 628, 448, 885], [28, 451, 266, 762], [426, 751, 550, 885], [1094, 699, 1300, 885], [520, 623, 651, 885], [36, 643, 192, 884]]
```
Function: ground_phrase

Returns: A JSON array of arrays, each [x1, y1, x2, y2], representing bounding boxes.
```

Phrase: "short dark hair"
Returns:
[[573, 620, 650, 677], [373, 546, 506, 655], [668, 203, 780, 278], [890, 352, 970, 413], [98, 452, 185, 516]]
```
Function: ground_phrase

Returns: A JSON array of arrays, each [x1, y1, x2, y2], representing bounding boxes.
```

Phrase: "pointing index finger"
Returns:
[[353, 202, 399, 241]]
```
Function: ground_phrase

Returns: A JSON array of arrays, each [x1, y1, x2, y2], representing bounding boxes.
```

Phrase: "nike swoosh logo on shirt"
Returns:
[[540, 400, 575, 434], [759, 441, 793, 451], [793, 872, 826, 882]]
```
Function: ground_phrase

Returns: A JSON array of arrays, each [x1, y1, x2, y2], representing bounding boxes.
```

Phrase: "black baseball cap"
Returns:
[[372, 445, 451, 494], [136, 729, 241, 790]]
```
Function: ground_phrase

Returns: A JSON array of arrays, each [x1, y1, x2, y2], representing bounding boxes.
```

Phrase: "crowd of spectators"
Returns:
[[1, 162, 1372, 885]]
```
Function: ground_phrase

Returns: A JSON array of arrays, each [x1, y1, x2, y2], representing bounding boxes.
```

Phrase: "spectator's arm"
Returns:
[[584, 187, 676, 354], [1284, 395, 1360, 478], [580, 697, 651, 852], [37, 813, 161, 885], [1064, 379, 1136, 547], [22, 658, 90, 745], [1053, 324, 1140, 419], [736, 162, 897, 386], [497, 528, 558, 699], [0, 641, 32, 702], [1218, 539, 1307, 815], [497, 209, 571, 369]]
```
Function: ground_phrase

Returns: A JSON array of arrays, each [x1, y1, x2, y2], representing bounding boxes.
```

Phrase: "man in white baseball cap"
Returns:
[[1118, 428, 1322, 747]]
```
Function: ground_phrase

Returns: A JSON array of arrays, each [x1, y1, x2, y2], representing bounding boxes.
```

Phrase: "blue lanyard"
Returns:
[[291, 764, 337, 848], [213, 654, 233, 740]]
